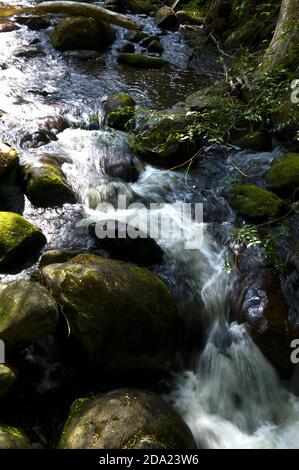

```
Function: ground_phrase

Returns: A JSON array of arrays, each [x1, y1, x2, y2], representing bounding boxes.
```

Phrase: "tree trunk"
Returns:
[[259, 0, 299, 74], [203, 0, 225, 29]]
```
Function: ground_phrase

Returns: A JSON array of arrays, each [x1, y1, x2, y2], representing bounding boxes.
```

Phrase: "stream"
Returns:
[[1, 0, 299, 449]]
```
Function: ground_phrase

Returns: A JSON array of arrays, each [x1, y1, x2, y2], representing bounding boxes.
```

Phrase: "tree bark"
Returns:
[[31, 1, 141, 31], [259, 0, 299, 74]]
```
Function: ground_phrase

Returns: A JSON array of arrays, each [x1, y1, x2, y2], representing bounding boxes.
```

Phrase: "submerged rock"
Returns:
[[117, 53, 168, 68], [0, 365, 17, 398], [155, 7, 179, 29], [226, 185, 287, 222], [20, 116, 68, 149], [266, 153, 299, 199], [147, 39, 164, 54], [59, 389, 196, 449], [0, 426, 31, 449], [16, 15, 51, 31], [21, 156, 76, 208], [89, 220, 164, 265], [40, 254, 178, 374], [103, 93, 135, 131], [0, 212, 46, 271], [0, 280, 58, 349], [50, 16, 116, 52]]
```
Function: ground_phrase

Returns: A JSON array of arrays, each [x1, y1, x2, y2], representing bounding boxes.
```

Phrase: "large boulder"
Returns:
[[103, 93, 135, 131], [130, 115, 198, 168], [59, 389, 196, 449], [226, 185, 287, 222], [0, 280, 59, 349], [0, 212, 46, 271], [266, 153, 299, 199], [50, 17, 116, 52], [155, 7, 179, 29], [21, 156, 76, 208], [40, 254, 178, 373], [0, 365, 17, 398], [0, 426, 31, 449], [117, 53, 168, 68]]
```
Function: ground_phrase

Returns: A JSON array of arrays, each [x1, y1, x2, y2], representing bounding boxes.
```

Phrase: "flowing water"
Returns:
[[1, 0, 299, 449]]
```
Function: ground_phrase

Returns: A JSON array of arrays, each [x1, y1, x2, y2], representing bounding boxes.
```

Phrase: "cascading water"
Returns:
[[1, 0, 299, 449]]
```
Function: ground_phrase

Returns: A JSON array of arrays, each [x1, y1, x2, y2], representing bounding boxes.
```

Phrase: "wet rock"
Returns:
[[155, 7, 179, 29], [127, 0, 156, 14], [0, 365, 17, 398], [131, 114, 198, 168], [125, 30, 149, 43], [103, 93, 135, 131], [0, 212, 46, 272], [0, 142, 19, 180], [20, 116, 68, 148], [0, 21, 19, 33], [118, 42, 135, 53], [176, 10, 203, 26], [39, 249, 84, 267], [229, 130, 270, 152], [139, 34, 159, 47], [0, 426, 31, 449], [21, 156, 76, 208], [147, 39, 164, 54], [40, 253, 178, 374], [63, 50, 105, 63], [97, 147, 140, 182], [117, 53, 168, 68], [50, 16, 116, 52], [59, 389, 196, 449], [226, 185, 287, 222], [236, 266, 299, 379], [266, 153, 299, 199], [0, 280, 58, 349], [89, 220, 163, 265], [16, 15, 51, 31], [86, 178, 137, 208], [14, 46, 45, 58]]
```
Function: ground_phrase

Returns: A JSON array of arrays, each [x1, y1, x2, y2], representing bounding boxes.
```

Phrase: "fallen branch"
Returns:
[[30, 1, 141, 31]]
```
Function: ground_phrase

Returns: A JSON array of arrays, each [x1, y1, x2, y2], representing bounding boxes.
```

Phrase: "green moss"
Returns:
[[0, 142, 19, 180], [104, 94, 135, 131], [22, 158, 76, 208], [0, 425, 30, 449], [266, 153, 299, 198], [128, 0, 156, 14], [50, 16, 116, 52], [117, 53, 168, 69], [227, 184, 287, 221], [0, 212, 46, 271]]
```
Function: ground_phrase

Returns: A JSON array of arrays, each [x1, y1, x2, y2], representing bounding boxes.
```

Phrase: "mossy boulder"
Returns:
[[39, 249, 84, 267], [0, 280, 59, 349], [130, 115, 198, 168], [0, 212, 46, 271], [266, 153, 299, 199], [227, 185, 287, 222], [117, 53, 168, 69], [155, 7, 179, 29], [103, 93, 135, 131], [50, 16, 116, 52], [176, 10, 204, 26], [59, 389, 196, 449], [21, 156, 76, 208], [0, 426, 31, 449], [40, 254, 178, 373], [127, 0, 156, 14], [0, 142, 19, 180], [0, 365, 17, 398]]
